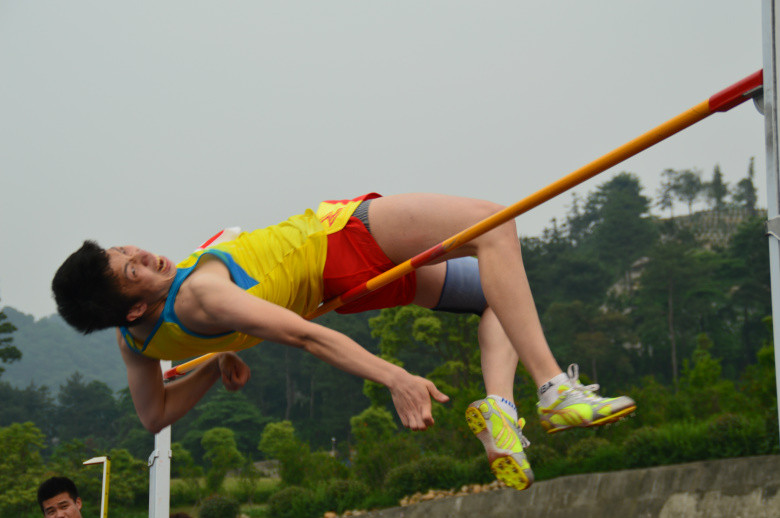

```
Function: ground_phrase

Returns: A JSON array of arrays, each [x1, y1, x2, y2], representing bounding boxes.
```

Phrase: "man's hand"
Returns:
[[388, 371, 449, 431], [217, 352, 250, 391]]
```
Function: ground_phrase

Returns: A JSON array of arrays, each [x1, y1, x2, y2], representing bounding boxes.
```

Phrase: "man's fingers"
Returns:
[[427, 381, 450, 403]]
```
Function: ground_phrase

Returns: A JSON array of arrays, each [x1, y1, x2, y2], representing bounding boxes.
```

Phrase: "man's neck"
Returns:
[[128, 297, 166, 334]]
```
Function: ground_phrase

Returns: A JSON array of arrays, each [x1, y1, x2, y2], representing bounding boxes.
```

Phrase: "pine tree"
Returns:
[[705, 164, 729, 212], [732, 157, 758, 215], [672, 169, 703, 215], [0, 303, 21, 377]]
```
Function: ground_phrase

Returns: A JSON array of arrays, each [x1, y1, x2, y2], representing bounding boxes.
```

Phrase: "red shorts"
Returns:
[[323, 217, 417, 313]]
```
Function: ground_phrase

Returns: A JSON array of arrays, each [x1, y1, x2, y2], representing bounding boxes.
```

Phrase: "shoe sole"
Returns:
[[465, 406, 533, 491], [542, 404, 636, 434]]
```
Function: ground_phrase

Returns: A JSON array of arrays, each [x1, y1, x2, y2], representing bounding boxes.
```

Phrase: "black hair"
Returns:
[[37, 476, 79, 512], [52, 240, 138, 333]]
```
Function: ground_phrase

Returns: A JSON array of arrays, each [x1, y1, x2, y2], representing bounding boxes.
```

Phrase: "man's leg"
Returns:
[[369, 193, 561, 385], [370, 193, 541, 489], [416, 265, 519, 404], [368, 193, 635, 489]]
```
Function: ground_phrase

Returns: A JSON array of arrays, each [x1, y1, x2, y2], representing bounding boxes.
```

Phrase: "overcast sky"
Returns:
[[0, 1, 767, 319]]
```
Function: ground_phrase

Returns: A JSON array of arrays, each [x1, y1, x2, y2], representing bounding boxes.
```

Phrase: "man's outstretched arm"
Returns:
[[189, 271, 450, 430], [117, 329, 250, 433]]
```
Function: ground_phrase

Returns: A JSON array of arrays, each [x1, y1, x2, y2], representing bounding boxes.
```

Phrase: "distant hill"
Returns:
[[665, 206, 766, 249], [0, 306, 127, 392]]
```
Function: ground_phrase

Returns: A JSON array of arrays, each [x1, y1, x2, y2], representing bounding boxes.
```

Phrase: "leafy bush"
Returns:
[[226, 476, 280, 504], [566, 437, 611, 463], [170, 478, 201, 507], [304, 451, 350, 487], [352, 434, 421, 488], [623, 421, 709, 468], [383, 462, 418, 500], [621, 412, 777, 471], [416, 455, 468, 489], [705, 413, 766, 458], [525, 443, 561, 469], [315, 479, 369, 514], [384, 454, 465, 500], [198, 494, 240, 518], [462, 454, 494, 485], [267, 486, 317, 518]]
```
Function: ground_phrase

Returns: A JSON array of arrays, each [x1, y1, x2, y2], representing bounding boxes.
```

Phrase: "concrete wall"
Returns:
[[359, 455, 780, 518]]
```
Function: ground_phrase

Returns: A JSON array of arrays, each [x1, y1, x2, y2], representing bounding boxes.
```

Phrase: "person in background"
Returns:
[[37, 476, 83, 518]]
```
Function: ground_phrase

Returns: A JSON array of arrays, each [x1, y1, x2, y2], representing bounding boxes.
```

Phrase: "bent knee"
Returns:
[[469, 202, 520, 248]]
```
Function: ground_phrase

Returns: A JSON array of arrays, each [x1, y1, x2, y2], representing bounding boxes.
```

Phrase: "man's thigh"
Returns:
[[367, 193, 505, 264]]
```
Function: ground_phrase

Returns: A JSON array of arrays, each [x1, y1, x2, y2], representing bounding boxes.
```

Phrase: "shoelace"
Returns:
[[516, 417, 531, 449], [566, 364, 599, 396]]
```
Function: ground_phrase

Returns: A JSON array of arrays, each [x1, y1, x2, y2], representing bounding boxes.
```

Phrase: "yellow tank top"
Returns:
[[121, 195, 373, 360]]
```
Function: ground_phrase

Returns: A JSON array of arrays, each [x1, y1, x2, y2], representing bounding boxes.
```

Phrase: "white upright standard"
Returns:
[[762, 0, 780, 445], [148, 360, 172, 518]]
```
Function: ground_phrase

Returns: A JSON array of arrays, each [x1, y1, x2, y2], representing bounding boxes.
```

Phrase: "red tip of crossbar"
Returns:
[[708, 70, 763, 113], [163, 367, 180, 380]]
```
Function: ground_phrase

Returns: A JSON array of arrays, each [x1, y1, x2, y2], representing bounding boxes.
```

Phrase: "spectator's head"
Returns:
[[37, 476, 82, 517]]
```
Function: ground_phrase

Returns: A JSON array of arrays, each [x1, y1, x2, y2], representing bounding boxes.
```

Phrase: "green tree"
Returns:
[[238, 311, 378, 450], [705, 164, 729, 212], [171, 442, 204, 502], [186, 388, 269, 459], [0, 302, 21, 377], [741, 317, 777, 415], [105, 448, 149, 507], [0, 422, 46, 516], [0, 382, 55, 437], [656, 169, 677, 219], [633, 229, 727, 388], [676, 334, 746, 419], [349, 406, 420, 487], [202, 427, 245, 494], [56, 372, 119, 446], [113, 387, 153, 460], [542, 301, 636, 386], [369, 305, 482, 392], [732, 157, 758, 214], [350, 406, 396, 448], [258, 421, 309, 486], [719, 217, 772, 370], [566, 172, 657, 290], [521, 234, 611, 314], [671, 169, 703, 215]]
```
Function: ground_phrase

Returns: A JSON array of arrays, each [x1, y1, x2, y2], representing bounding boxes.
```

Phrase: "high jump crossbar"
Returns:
[[163, 69, 763, 381]]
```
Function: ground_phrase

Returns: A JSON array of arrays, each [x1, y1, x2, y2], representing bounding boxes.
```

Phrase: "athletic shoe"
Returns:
[[537, 364, 636, 434], [465, 397, 534, 490]]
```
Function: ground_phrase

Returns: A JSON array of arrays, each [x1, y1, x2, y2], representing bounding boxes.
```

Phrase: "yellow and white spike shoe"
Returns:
[[538, 364, 636, 434], [465, 397, 534, 491]]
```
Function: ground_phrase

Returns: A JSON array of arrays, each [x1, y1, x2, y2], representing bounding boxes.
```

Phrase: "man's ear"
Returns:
[[75, 497, 82, 510], [126, 301, 148, 323]]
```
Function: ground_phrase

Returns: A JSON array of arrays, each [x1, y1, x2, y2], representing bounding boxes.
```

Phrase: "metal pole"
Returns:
[[148, 360, 172, 518], [762, 0, 780, 445], [83, 456, 111, 518]]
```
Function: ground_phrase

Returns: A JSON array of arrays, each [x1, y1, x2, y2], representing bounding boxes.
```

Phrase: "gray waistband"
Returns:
[[353, 198, 373, 234]]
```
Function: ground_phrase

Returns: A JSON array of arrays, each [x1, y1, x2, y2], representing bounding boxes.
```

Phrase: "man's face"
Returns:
[[41, 492, 82, 518], [107, 245, 177, 306]]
